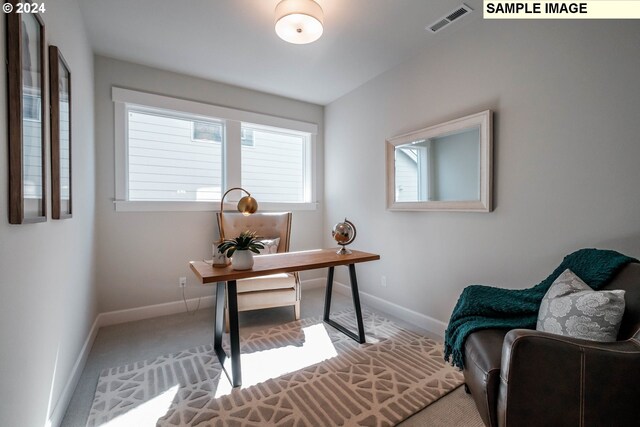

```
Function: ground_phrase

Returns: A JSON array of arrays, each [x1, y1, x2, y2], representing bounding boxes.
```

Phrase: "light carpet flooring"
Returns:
[[62, 286, 483, 426]]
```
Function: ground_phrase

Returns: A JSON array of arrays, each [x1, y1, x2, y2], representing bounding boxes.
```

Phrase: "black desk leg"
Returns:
[[323, 264, 366, 344], [213, 281, 242, 388], [214, 282, 225, 350], [226, 280, 242, 387], [348, 264, 366, 344], [323, 266, 335, 321]]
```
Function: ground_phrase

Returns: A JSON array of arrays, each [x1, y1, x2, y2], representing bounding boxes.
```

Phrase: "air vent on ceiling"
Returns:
[[427, 3, 473, 33]]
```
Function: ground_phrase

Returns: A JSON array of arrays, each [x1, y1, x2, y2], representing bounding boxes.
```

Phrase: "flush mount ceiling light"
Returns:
[[275, 0, 324, 44]]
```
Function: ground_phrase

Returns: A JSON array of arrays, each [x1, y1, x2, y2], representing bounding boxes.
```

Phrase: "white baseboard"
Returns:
[[47, 316, 100, 427], [99, 279, 324, 327], [98, 294, 216, 327], [300, 277, 325, 290], [333, 281, 448, 337], [97, 279, 327, 328]]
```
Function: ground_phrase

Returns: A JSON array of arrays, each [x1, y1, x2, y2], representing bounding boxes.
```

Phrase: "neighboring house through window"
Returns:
[[112, 88, 317, 211]]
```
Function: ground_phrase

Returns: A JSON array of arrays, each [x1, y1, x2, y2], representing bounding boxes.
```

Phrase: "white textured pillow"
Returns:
[[257, 238, 280, 255], [536, 269, 625, 342]]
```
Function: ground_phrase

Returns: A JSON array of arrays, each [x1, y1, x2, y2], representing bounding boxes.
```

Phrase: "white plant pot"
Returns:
[[231, 250, 254, 270], [212, 243, 230, 267]]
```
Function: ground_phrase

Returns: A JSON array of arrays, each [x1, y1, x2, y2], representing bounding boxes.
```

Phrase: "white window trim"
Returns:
[[113, 201, 318, 212], [112, 87, 318, 212]]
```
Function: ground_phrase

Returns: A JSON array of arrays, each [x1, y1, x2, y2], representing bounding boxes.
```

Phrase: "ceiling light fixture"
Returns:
[[275, 0, 324, 44]]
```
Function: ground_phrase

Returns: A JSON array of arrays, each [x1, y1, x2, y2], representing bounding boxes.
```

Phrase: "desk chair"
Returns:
[[216, 212, 301, 331]]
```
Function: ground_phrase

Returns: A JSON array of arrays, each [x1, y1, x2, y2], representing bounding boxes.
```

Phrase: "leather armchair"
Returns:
[[464, 263, 640, 427], [498, 328, 640, 427], [216, 212, 301, 330]]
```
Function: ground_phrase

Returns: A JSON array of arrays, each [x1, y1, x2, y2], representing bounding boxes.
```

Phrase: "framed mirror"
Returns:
[[386, 110, 493, 212], [50, 46, 73, 219], [7, 7, 46, 223]]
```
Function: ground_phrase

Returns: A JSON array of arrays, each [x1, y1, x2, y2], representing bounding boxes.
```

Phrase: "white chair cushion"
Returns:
[[237, 273, 297, 293], [219, 213, 290, 253]]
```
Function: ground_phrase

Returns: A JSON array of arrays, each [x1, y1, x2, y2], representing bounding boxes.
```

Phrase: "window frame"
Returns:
[[112, 87, 318, 212]]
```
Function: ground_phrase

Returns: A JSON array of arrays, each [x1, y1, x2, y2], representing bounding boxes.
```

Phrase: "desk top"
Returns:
[[190, 248, 380, 284]]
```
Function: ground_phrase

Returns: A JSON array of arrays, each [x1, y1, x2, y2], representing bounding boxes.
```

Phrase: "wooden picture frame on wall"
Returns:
[[49, 46, 72, 219], [6, 6, 47, 223]]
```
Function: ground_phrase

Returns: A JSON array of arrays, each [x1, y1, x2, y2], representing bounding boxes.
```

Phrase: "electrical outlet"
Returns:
[[381, 275, 387, 288], [179, 277, 187, 288]]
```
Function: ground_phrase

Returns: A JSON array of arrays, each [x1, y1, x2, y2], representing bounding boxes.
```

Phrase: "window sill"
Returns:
[[113, 200, 318, 213]]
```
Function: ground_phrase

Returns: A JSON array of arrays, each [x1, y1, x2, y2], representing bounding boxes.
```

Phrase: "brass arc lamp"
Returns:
[[219, 187, 258, 240], [213, 187, 258, 267]]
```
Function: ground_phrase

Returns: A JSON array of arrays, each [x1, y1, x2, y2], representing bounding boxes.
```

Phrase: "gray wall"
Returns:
[[0, 0, 96, 425], [94, 56, 325, 312], [324, 20, 640, 325]]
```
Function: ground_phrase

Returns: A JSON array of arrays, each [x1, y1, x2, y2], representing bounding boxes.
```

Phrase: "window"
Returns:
[[241, 124, 309, 203], [23, 91, 42, 121], [23, 89, 43, 200], [128, 109, 223, 201], [394, 142, 429, 202], [240, 128, 254, 147], [192, 121, 223, 143], [112, 88, 317, 211]]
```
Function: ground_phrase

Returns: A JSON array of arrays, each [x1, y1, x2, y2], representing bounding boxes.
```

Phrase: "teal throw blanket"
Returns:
[[444, 248, 637, 369]]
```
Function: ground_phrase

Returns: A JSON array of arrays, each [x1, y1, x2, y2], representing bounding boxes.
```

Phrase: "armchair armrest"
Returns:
[[497, 329, 640, 427]]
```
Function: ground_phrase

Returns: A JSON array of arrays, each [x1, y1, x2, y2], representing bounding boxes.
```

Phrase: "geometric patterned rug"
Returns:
[[87, 310, 463, 426]]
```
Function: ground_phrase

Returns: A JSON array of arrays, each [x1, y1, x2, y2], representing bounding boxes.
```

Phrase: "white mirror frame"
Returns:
[[386, 110, 493, 212]]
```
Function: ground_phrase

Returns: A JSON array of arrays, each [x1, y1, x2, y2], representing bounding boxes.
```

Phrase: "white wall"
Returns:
[[94, 56, 325, 312], [324, 20, 640, 326], [0, 1, 96, 425]]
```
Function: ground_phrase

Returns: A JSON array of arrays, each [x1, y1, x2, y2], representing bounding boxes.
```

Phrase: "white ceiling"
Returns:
[[78, 0, 480, 105]]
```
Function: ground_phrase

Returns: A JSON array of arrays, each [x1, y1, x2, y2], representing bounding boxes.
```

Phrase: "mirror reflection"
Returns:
[[395, 127, 480, 202], [386, 110, 492, 212], [22, 12, 44, 218], [59, 62, 71, 214]]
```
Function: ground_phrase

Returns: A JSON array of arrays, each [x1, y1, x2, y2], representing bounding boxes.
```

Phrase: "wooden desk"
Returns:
[[190, 249, 380, 387]]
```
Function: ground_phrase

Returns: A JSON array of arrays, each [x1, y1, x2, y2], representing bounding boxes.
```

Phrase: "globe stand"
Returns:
[[337, 245, 352, 255]]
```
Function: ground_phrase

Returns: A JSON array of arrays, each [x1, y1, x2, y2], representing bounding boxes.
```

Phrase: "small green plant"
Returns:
[[217, 230, 264, 258]]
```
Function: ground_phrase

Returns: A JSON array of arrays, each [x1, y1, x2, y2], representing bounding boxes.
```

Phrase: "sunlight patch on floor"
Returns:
[[215, 323, 337, 397], [100, 385, 180, 427], [93, 323, 339, 424]]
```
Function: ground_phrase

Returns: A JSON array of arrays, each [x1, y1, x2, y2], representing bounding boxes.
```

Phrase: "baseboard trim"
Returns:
[[333, 281, 448, 337], [98, 279, 323, 328], [98, 294, 216, 327], [47, 315, 100, 427], [301, 277, 325, 290]]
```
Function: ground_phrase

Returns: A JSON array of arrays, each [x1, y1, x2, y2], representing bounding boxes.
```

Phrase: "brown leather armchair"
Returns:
[[463, 263, 640, 427]]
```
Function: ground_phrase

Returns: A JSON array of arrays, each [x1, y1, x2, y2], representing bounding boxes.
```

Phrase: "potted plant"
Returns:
[[217, 231, 264, 270]]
